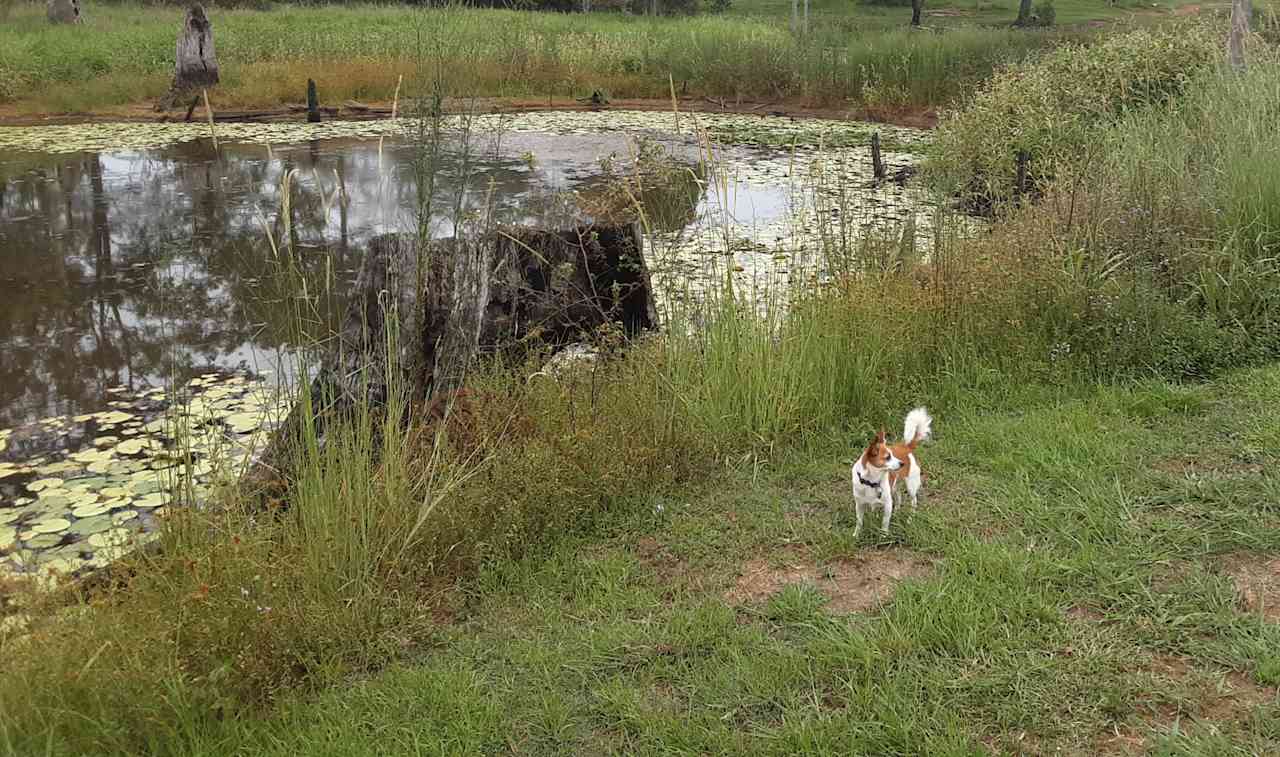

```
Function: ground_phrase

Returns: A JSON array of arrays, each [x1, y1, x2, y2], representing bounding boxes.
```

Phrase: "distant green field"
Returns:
[[0, 0, 1201, 115], [727, 0, 1206, 25]]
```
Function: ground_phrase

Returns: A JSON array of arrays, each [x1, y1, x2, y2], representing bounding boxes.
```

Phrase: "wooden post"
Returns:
[[910, 0, 923, 27], [1228, 0, 1251, 70], [871, 132, 886, 182], [46, 0, 82, 24], [307, 79, 321, 123]]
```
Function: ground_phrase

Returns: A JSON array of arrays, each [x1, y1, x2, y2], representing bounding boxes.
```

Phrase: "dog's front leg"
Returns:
[[854, 498, 865, 537], [880, 487, 894, 534]]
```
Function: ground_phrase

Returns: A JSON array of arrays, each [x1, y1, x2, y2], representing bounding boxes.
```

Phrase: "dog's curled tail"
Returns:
[[902, 407, 932, 450]]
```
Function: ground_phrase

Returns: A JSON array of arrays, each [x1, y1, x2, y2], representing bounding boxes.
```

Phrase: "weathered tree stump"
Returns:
[[1014, 0, 1033, 26], [240, 223, 658, 499], [157, 5, 219, 112], [46, 0, 82, 24], [1228, 0, 1251, 70]]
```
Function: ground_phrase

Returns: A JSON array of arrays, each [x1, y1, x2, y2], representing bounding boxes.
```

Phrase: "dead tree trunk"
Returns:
[[240, 223, 657, 499], [1014, 0, 1032, 26], [157, 5, 219, 112], [46, 0, 82, 24], [1228, 0, 1251, 70], [910, 0, 923, 26]]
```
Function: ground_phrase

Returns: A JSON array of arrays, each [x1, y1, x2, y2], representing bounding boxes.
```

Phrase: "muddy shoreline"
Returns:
[[0, 97, 939, 130]]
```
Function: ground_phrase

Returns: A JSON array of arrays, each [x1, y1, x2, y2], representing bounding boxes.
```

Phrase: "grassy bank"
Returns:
[[5, 364, 1279, 754], [0, 1, 1105, 116], [128, 364, 1280, 754], [4, 22, 1280, 757]]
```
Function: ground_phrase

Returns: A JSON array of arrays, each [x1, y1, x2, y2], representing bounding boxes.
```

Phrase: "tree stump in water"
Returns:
[[157, 5, 219, 112], [46, 0, 82, 24], [240, 223, 658, 499]]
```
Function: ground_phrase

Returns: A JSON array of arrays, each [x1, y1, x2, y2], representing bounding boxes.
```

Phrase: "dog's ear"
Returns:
[[875, 429, 886, 443]]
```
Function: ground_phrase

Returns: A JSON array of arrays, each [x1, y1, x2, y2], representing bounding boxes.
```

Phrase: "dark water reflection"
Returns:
[[0, 132, 707, 428]]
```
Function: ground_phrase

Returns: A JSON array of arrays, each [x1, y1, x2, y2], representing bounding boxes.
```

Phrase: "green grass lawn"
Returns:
[[0, 0, 1207, 116], [15, 364, 1274, 755]]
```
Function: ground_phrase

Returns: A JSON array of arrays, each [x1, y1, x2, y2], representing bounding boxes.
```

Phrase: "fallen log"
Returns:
[[240, 223, 657, 498]]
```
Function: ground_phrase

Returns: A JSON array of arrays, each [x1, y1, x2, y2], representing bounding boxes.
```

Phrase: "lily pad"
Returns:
[[89, 528, 133, 549], [134, 493, 167, 510], [97, 411, 134, 425], [115, 438, 151, 456], [71, 501, 111, 518], [35, 495, 70, 510], [0, 526, 15, 550], [132, 478, 166, 495], [71, 448, 112, 464], [110, 510, 139, 526], [225, 412, 261, 434], [67, 515, 115, 539], [32, 518, 72, 534], [27, 478, 63, 493], [25, 532, 65, 549]]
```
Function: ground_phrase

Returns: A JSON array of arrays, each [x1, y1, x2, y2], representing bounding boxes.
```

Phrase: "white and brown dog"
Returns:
[[851, 407, 933, 536]]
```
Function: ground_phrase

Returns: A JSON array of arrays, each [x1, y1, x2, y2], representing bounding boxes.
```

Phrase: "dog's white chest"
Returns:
[[850, 466, 886, 505]]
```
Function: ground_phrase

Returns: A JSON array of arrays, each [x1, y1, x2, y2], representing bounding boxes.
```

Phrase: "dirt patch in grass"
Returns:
[[1201, 670, 1277, 721], [1097, 653, 1277, 754], [1222, 552, 1280, 622], [1064, 604, 1105, 623], [725, 546, 935, 614], [634, 536, 706, 596], [1150, 453, 1264, 479]]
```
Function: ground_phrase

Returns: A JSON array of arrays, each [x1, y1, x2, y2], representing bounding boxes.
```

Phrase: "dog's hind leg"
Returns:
[[906, 454, 922, 511]]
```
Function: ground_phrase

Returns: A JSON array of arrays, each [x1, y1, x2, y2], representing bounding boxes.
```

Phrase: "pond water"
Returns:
[[0, 111, 944, 583]]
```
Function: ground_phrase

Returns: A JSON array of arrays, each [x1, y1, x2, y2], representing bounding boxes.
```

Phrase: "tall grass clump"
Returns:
[[928, 20, 1221, 211], [1036, 60, 1280, 375], [911, 61, 1280, 383]]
